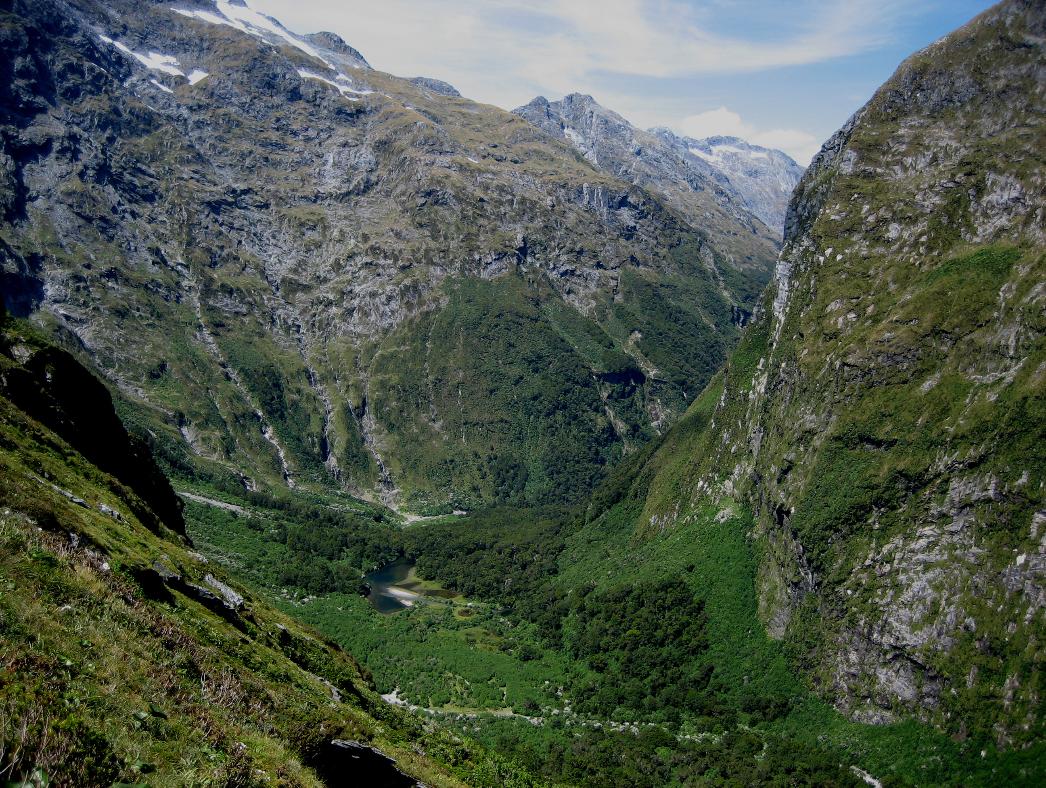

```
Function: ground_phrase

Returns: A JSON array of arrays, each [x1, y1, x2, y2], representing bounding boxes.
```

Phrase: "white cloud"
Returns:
[[678, 107, 750, 139], [510, 0, 906, 77], [678, 107, 822, 164], [246, 0, 911, 101], [749, 129, 823, 165]]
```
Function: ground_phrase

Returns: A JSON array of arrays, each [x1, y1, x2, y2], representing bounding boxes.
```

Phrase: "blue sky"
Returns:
[[247, 0, 998, 163]]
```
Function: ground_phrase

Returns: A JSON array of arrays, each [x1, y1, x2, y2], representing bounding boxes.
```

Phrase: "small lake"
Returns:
[[364, 559, 459, 614]]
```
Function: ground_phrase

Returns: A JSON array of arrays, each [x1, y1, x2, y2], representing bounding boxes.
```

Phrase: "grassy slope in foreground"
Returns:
[[0, 318, 538, 787]]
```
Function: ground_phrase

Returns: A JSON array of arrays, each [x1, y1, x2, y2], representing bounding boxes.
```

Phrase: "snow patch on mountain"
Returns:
[[99, 36, 185, 77], [690, 144, 768, 162], [297, 69, 372, 100], [564, 127, 598, 164], [333, 73, 373, 95], [666, 132, 805, 231], [171, 2, 368, 73]]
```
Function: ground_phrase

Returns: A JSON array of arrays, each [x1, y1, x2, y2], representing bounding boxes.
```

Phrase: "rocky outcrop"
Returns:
[[409, 76, 460, 97], [0, 319, 186, 535], [315, 740, 420, 787]]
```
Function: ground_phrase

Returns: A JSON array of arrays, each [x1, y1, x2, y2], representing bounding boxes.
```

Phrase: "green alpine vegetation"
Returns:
[[0, 313, 547, 786], [1, 0, 1044, 785], [522, 0, 1045, 776]]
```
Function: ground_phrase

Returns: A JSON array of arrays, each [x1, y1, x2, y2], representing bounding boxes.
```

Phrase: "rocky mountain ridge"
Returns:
[[658, 131, 804, 233], [514, 92, 804, 233], [0, 0, 777, 511]]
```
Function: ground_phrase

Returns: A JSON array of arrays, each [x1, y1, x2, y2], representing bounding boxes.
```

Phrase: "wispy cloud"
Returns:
[[244, 0, 931, 163], [489, 0, 909, 78], [250, 0, 913, 101]]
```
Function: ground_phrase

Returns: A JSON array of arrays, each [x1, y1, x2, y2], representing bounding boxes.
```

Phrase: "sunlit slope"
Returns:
[[0, 0, 774, 510]]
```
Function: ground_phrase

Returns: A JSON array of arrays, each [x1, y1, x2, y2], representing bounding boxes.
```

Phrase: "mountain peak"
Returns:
[[170, 1, 370, 70], [515, 93, 803, 232], [304, 31, 370, 66]]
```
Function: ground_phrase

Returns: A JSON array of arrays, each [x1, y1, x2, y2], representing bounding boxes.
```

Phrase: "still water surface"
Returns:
[[364, 559, 458, 613]]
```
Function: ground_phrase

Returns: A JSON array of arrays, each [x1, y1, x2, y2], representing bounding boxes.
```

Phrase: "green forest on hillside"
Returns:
[[183, 479, 1042, 787]]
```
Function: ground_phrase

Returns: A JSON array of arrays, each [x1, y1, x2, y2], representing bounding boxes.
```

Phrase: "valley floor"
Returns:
[[182, 487, 1043, 787]]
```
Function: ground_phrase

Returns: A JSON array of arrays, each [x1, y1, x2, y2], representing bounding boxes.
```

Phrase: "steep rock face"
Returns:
[[0, 0, 774, 510], [589, 0, 1044, 744], [514, 93, 802, 236], [0, 312, 186, 535]]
